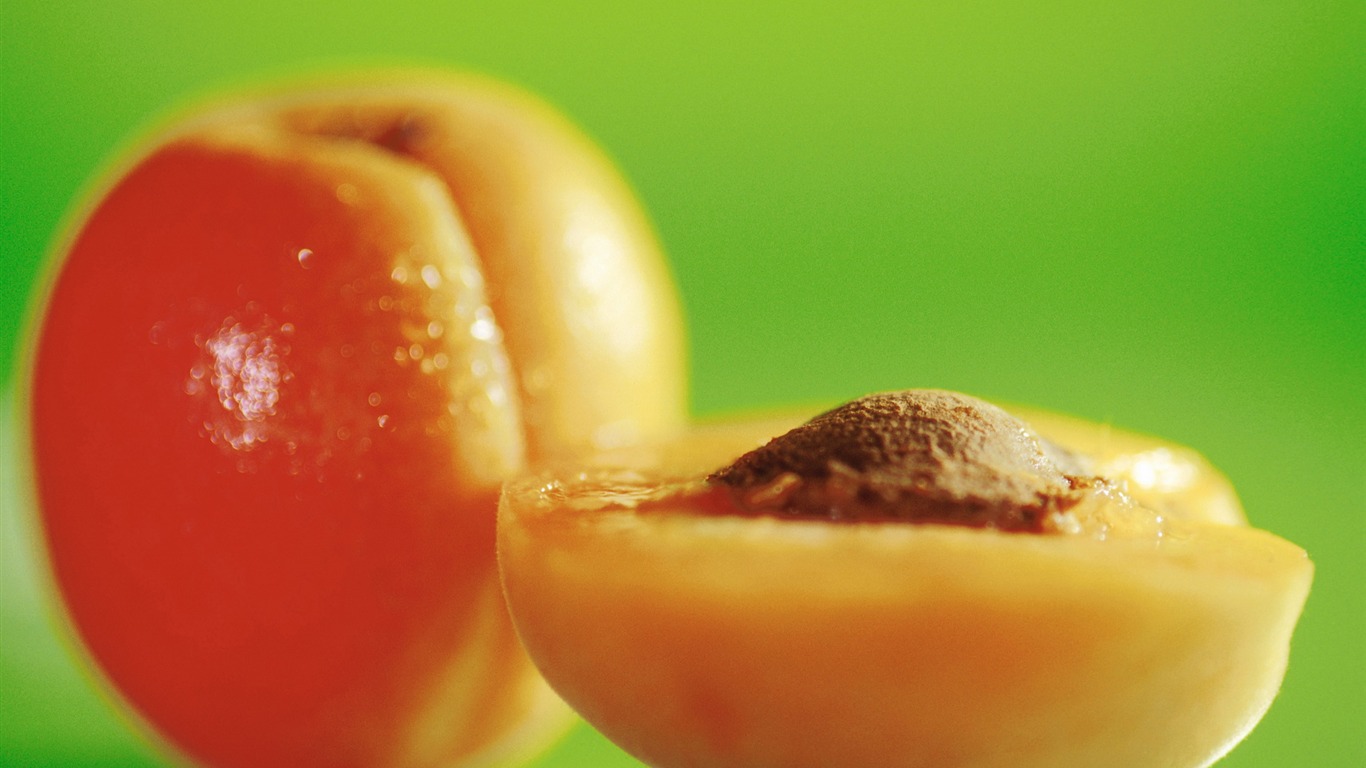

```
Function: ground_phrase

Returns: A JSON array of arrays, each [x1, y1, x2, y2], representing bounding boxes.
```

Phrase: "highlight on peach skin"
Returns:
[[23, 71, 685, 768]]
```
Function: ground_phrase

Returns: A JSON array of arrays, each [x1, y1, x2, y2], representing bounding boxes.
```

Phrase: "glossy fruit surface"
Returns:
[[27, 73, 684, 768], [499, 402, 1312, 768]]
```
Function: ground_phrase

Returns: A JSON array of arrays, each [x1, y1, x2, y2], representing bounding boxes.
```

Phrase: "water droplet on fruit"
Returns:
[[457, 264, 484, 290], [487, 382, 509, 407], [335, 183, 360, 205], [470, 307, 498, 341], [421, 264, 442, 289], [409, 343, 424, 360], [377, 414, 390, 428], [378, 295, 395, 312], [368, 392, 382, 407], [391, 266, 409, 285], [524, 366, 552, 395], [427, 321, 444, 339], [148, 321, 167, 345], [297, 248, 314, 269], [1109, 449, 1198, 494]]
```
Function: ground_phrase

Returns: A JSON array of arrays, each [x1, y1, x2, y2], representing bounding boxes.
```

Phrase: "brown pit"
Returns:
[[708, 390, 1096, 533]]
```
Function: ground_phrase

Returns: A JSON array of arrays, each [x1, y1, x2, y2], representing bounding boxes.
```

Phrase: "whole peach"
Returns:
[[25, 72, 685, 768]]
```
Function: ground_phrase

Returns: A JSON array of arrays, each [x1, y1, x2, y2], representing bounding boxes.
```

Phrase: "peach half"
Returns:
[[26, 73, 684, 767], [498, 391, 1312, 768]]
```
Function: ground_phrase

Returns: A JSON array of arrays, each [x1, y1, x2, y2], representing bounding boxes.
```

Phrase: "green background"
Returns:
[[2, 2, 1361, 766]]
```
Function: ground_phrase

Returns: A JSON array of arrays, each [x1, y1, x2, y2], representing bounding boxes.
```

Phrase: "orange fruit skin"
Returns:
[[499, 411, 1312, 768], [25, 73, 684, 768]]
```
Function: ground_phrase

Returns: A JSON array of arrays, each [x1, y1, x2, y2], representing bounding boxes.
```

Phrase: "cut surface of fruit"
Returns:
[[499, 391, 1312, 768], [27, 73, 684, 768]]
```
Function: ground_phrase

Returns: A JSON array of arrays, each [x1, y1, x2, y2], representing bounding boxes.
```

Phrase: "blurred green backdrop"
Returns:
[[1, 1, 1361, 766]]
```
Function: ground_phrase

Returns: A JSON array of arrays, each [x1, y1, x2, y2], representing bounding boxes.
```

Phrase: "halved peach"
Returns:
[[499, 391, 1312, 768], [26, 72, 684, 768]]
